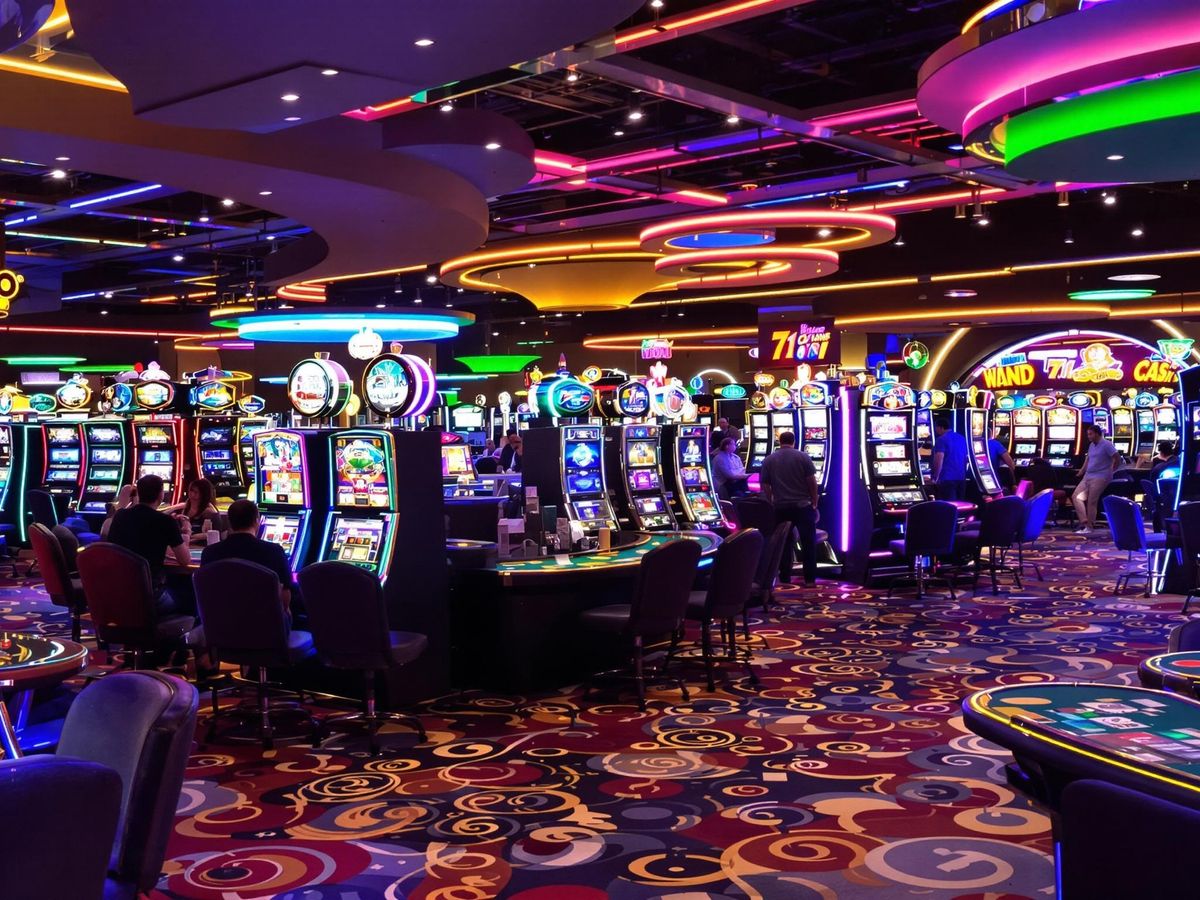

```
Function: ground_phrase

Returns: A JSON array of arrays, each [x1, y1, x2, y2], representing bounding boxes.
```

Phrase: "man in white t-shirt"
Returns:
[[1072, 425, 1119, 534]]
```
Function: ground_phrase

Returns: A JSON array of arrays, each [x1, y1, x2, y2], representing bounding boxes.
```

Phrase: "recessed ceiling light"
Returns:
[[566, 71, 579, 82], [198, 212, 210, 223], [817, 228, 832, 238], [613, 129, 625, 137], [627, 109, 644, 121], [456, 287, 464, 293], [376, 303, 386, 309], [485, 142, 501, 151], [321, 68, 338, 76], [1106, 154, 1125, 161], [520, 320, 527, 326], [49, 169, 67, 179], [54, 156, 69, 162], [258, 190, 272, 196], [265, 234, 275, 241], [1131, 226, 1144, 237], [100, 309, 109, 315], [280, 93, 300, 103], [1104, 194, 1117, 206], [284, 116, 301, 122], [172, 254, 184, 262], [944, 289, 977, 299], [977, 216, 990, 226], [1108, 273, 1160, 282], [445, 302, 453, 308], [425, 274, 437, 284], [894, 234, 906, 246], [413, 297, 422, 304], [1064, 229, 1075, 244], [726, 114, 740, 125], [414, 38, 434, 47], [440, 102, 453, 112], [676, 311, 685, 316], [491, 331, 500, 336], [221, 198, 235, 207], [651, 0, 664, 8], [103, 292, 113, 299]]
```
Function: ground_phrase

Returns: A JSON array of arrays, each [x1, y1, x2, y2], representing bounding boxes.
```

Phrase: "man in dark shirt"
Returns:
[[760, 431, 820, 585], [932, 416, 969, 501], [500, 431, 522, 473], [200, 499, 294, 616], [107, 474, 191, 584]]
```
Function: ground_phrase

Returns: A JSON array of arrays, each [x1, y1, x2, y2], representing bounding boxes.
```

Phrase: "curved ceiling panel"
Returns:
[[0, 1, 52, 54], [67, 0, 644, 132], [0, 71, 489, 285]]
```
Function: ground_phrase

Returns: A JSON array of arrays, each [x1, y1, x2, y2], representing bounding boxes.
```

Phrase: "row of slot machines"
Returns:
[[743, 394, 834, 488], [35, 415, 273, 518], [521, 423, 726, 534], [992, 403, 1179, 468]]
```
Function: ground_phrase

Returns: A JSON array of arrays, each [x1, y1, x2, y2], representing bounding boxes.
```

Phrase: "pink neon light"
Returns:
[[811, 100, 920, 129], [533, 152, 585, 174], [840, 386, 852, 551]]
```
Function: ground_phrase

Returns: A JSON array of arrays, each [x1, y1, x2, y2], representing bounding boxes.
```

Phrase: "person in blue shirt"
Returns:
[[988, 432, 1016, 493], [932, 415, 969, 501]]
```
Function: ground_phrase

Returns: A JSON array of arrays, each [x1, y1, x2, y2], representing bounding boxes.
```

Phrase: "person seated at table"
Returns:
[[711, 437, 750, 499], [1149, 441, 1180, 481], [166, 477, 222, 536], [501, 432, 523, 473], [200, 499, 293, 620], [99, 483, 136, 539], [931, 415, 969, 501], [106, 474, 192, 608]]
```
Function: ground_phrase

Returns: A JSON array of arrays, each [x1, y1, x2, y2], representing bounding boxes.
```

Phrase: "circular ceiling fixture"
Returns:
[[918, 1, 1200, 181], [943, 288, 977, 299], [1108, 273, 1161, 282], [211, 307, 474, 343], [639, 210, 895, 288], [1068, 288, 1156, 302]]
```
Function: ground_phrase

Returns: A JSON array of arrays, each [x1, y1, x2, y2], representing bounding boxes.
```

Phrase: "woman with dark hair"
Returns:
[[171, 478, 221, 534]]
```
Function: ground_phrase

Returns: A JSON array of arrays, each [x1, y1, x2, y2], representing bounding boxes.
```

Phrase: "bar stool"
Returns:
[[1103, 495, 1170, 597], [883, 500, 959, 599], [955, 495, 1026, 594], [681, 529, 763, 690]]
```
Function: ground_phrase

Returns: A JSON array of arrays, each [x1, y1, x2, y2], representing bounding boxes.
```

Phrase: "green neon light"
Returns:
[[1007, 69, 1200, 165], [60, 365, 132, 373], [455, 354, 540, 374], [436, 373, 496, 382], [1, 356, 85, 365], [1068, 289, 1157, 302]]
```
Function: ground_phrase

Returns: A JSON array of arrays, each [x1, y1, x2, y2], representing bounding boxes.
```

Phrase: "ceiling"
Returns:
[[1, 0, 1198, 351]]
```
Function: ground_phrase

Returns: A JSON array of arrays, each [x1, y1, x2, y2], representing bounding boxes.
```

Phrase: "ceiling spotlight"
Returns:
[[491, 331, 500, 337], [651, 0, 664, 7], [280, 93, 300, 103], [1057, 191, 1070, 207], [258, 190, 272, 196], [954, 204, 967, 220], [425, 274, 437, 284], [1108, 273, 1160, 282], [100, 309, 109, 315], [439, 102, 453, 112], [1064, 229, 1075, 244], [1103, 193, 1117, 206], [1131, 226, 1144, 237], [726, 114, 740, 125], [977, 216, 991, 226], [221, 198, 235, 207], [944, 289, 977, 299], [894, 234, 906, 247], [457, 287, 464, 293], [198, 210, 210, 223], [103, 292, 114, 299], [321, 68, 338, 76], [948, 143, 964, 152], [566, 71, 579, 82], [555, 312, 563, 317], [485, 142, 501, 151], [414, 37, 434, 47], [375, 302, 386, 309], [172, 254, 184, 262], [1106, 154, 1125, 161], [816, 228, 832, 238], [413, 297, 423, 304], [49, 169, 67, 179], [613, 129, 625, 137], [284, 116, 301, 122], [54, 156, 69, 162], [445, 302, 453, 308], [627, 109, 644, 121], [676, 311, 685, 317]]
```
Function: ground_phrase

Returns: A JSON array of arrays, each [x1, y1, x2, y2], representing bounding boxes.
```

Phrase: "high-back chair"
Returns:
[[29, 523, 86, 641], [299, 561, 428, 753], [684, 529, 763, 691], [26, 489, 101, 544], [577, 538, 703, 710], [956, 495, 1026, 595], [883, 500, 959, 599], [0, 756, 122, 900], [193, 559, 315, 749], [50, 524, 80, 573], [1102, 495, 1169, 597], [1014, 489, 1054, 582], [77, 543, 193, 667], [56, 671, 198, 900], [1177, 501, 1200, 614]]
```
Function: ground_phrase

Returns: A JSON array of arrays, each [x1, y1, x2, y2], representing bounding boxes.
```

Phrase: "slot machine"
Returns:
[[236, 417, 273, 500], [915, 407, 934, 479], [859, 385, 927, 518], [194, 417, 243, 505], [796, 381, 834, 489], [1176, 366, 1200, 508], [77, 419, 129, 515], [0, 423, 20, 534], [1009, 407, 1043, 467], [961, 403, 1003, 499], [1111, 405, 1136, 458], [992, 405, 1014, 450], [605, 423, 677, 531], [1135, 407, 1158, 461], [5, 423, 38, 541], [132, 419, 184, 505], [1043, 406, 1081, 468], [440, 432, 490, 498], [1155, 403, 1181, 450], [449, 403, 488, 454], [745, 409, 773, 473], [253, 428, 329, 571], [319, 429, 400, 579], [663, 424, 725, 529], [40, 422, 83, 511], [520, 425, 618, 535]]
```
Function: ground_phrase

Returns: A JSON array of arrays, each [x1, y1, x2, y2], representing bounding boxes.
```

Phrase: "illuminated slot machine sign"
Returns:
[[1156, 404, 1181, 446], [560, 425, 617, 533], [78, 421, 126, 513], [798, 381, 832, 488], [237, 419, 272, 499], [1043, 406, 1080, 468], [675, 425, 724, 527], [133, 421, 182, 503], [746, 409, 772, 472], [967, 408, 1001, 495], [1009, 407, 1043, 466], [861, 383, 926, 512], [254, 429, 311, 570], [622, 424, 676, 531], [196, 422, 240, 491], [41, 423, 83, 500], [1111, 407, 1135, 457], [322, 430, 399, 578]]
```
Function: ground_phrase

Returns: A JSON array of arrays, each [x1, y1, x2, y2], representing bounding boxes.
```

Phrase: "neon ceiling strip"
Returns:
[[68, 184, 163, 209]]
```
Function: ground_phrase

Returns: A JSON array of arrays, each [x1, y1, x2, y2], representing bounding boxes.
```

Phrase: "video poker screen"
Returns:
[[328, 516, 387, 568], [630, 469, 660, 491], [335, 436, 391, 508], [198, 426, 234, 446], [636, 496, 667, 515], [441, 445, 474, 478]]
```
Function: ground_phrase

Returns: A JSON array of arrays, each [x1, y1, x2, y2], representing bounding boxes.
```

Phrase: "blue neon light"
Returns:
[[745, 180, 910, 209], [233, 312, 468, 343], [664, 231, 775, 250], [68, 184, 164, 209]]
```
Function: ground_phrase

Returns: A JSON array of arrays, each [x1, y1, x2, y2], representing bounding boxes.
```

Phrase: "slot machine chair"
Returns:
[[878, 500, 959, 600], [1173, 502, 1200, 615], [1102, 496, 1169, 597], [25, 489, 100, 546], [28, 524, 86, 641], [954, 495, 1026, 595], [1014, 489, 1054, 583], [682, 528, 762, 691], [300, 561, 428, 754]]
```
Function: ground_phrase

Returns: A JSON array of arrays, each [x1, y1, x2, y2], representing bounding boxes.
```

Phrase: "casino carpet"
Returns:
[[0, 531, 1187, 899]]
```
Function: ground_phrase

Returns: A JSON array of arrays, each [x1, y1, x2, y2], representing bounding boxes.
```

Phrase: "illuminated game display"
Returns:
[[1111, 406, 1135, 457], [254, 429, 313, 570], [666, 424, 724, 528], [1155, 403, 1181, 450], [0, 424, 15, 527], [1177, 366, 1200, 507], [236, 417, 272, 500], [133, 419, 183, 504], [288, 356, 352, 420], [798, 381, 833, 489], [40, 423, 83, 504], [609, 424, 677, 531], [559, 425, 617, 533], [860, 383, 926, 514], [745, 408, 772, 473], [78, 420, 127, 513], [320, 429, 400, 578], [195, 417, 242, 502], [965, 407, 1002, 497], [439, 432, 491, 498], [1135, 406, 1158, 461], [1009, 407, 1043, 467], [1043, 405, 1081, 468]]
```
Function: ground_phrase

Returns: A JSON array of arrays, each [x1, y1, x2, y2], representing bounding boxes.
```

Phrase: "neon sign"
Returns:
[[759, 318, 839, 369], [641, 338, 673, 360]]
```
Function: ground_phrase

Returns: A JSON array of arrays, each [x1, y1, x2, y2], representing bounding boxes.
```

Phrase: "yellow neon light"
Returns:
[[140, 290, 215, 305], [922, 327, 969, 391], [616, 0, 787, 44], [1152, 319, 1200, 363], [962, 0, 1013, 34], [0, 56, 126, 92], [1013, 249, 1200, 272]]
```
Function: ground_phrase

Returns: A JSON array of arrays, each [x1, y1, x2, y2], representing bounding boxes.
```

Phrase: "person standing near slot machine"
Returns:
[[710, 417, 739, 451], [988, 430, 1017, 493], [1073, 425, 1120, 534], [931, 416, 969, 501], [760, 431, 819, 586]]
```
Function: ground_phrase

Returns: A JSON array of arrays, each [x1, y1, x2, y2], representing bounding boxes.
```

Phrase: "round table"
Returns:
[[0, 632, 88, 758], [1139, 651, 1200, 696]]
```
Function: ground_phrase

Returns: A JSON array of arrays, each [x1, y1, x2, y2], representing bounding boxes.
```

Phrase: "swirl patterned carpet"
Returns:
[[1, 531, 1185, 898]]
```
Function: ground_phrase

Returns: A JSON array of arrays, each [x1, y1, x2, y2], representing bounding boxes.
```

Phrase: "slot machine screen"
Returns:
[[873, 460, 912, 477], [804, 443, 824, 457], [142, 450, 172, 463], [753, 442, 768, 455], [564, 437, 602, 471], [441, 445, 474, 478], [1014, 426, 1040, 440], [47, 427, 77, 443], [202, 449, 233, 462], [1158, 407, 1178, 425], [257, 434, 305, 506], [50, 448, 80, 463], [1047, 426, 1077, 440], [47, 470, 78, 482], [679, 437, 704, 465], [1015, 409, 1041, 426], [972, 440, 986, 454], [137, 426, 171, 444], [980, 472, 999, 493], [880, 490, 925, 505], [87, 426, 122, 443], [626, 440, 657, 467], [260, 513, 300, 556], [453, 409, 486, 429], [630, 469, 660, 491], [328, 517, 386, 567], [681, 465, 709, 487], [802, 409, 826, 426], [1015, 442, 1038, 456], [1048, 443, 1072, 456], [92, 448, 122, 464], [333, 436, 391, 508], [869, 415, 908, 440], [804, 427, 828, 441], [1045, 408, 1075, 426], [139, 464, 173, 481], [198, 426, 233, 446], [88, 467, 121, 482], [567, 472, 602, 495], [687, 492, 716, 514], [636, 496, 667, 515], [572, 500, 605, 522], [875, 443, 907, 460]]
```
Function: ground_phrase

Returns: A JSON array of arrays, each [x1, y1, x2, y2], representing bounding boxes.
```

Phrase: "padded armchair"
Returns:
[[193, 559, 316, 749], [0, 756, 122, 900], [26, 489, 101, 544], [1103, 495, 1169, 597], [56, 671, 198, 900], [300, 561, 427, 753], [51, 523, 80, 573], [683, 529, 763, 690], [883, 500, 959, 599], [77, 543, 193, 666], [29, 523, 86, 641], [1014, 489, 1054, 582], [1177, 502, 1200, 614], [956, 495, 1026, 595]]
